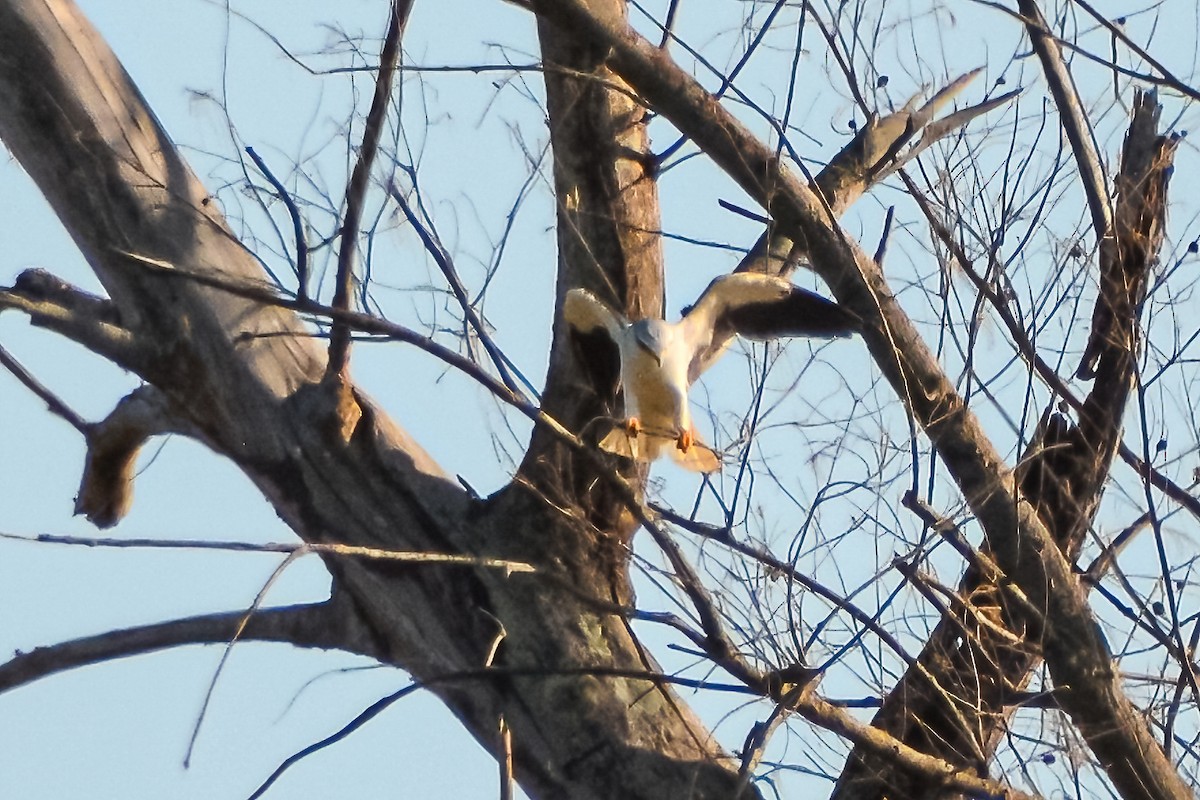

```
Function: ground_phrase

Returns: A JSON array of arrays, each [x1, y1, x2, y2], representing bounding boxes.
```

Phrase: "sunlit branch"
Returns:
[[1015, 0, 1113, 239], [3, 531, 536, 573]]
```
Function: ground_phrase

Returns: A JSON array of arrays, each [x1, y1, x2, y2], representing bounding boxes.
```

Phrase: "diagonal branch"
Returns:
[[387, 182, 522, 395], [735, 66, 1018, 277], [0, 342, 89, 433], [528, 3, 1191, 798], [1015, 0, 1112, 241], [245, 146, 309, 302]]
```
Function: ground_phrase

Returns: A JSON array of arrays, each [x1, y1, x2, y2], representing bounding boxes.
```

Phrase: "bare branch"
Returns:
[[1015, 0, 1113, 240], [3, 531, 535, 573], [0, 269, 141, 372], [245, 146, 309, 302], [0, 602, 376, 695], [326, 0, 413, 381], [735, 69, 1018, 277], [186, 550, 304, 766], [388, 182, 523, 396], [0, 342, 89, 434]]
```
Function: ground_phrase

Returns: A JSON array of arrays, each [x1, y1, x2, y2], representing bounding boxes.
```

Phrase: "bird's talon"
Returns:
[[677, 429, 694, 452], [626, 418, 641, 438]]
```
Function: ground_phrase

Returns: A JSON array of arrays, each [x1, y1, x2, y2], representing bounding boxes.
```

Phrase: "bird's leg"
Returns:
[[676, 427, 694, 452], [625, 417, 641, 438]]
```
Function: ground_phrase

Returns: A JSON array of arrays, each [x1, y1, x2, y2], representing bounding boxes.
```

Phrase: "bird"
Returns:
[[564, 272, 860, 473]]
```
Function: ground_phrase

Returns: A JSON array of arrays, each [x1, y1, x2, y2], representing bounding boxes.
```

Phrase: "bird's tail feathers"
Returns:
[[599, 426, 638, 459], [598, 426, 721, 473], [668, 439, 721, 473]]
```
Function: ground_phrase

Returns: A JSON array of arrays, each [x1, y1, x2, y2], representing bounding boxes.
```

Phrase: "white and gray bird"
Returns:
[[564, 273, 860, 473]]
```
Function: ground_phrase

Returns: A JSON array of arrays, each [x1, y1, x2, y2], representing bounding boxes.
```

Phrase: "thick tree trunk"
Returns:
[[528, 3, 1192, 799], [0, 2, 748, 798], [4, 1, 1191, 798]]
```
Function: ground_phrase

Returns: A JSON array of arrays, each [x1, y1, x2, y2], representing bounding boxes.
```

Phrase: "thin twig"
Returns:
[[388, 183, 522, 395], [640, 520, 763, 689], [326, 1, 413, 380], [245, 146, 309, 302], [0, 343, 89, 434], [185, 550, 302, 767], [4, 531, 535, 573]]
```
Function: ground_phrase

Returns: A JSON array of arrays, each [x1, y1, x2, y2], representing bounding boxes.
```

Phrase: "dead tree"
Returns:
[[1, 1, 1197, 798]]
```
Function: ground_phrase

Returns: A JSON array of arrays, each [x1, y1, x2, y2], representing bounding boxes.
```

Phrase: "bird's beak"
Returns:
[[636, 338, 662, 365]]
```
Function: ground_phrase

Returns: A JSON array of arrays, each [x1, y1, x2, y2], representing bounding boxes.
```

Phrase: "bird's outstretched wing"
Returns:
[[563, 287, 626, 415], [684, 273, 860, 381], [564, 288, 625, 339]]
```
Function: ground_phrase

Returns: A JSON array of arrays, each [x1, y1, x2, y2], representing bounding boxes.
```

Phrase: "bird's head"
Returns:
[[631, 319, 669, 365]]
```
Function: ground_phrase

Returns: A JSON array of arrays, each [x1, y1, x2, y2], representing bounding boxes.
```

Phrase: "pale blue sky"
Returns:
[[3, 1, 1200, 798]]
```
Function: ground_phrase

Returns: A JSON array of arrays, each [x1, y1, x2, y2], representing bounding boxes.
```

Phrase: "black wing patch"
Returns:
[[722, 286, 861, 341], [569, 327, 622, 404]]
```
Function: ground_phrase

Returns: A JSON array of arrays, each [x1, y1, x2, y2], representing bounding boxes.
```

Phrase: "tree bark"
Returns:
[[0, 2, 748, 797], [833, 91, 1177, 800], [528, 3, 1192, 799], [2, 1, 1192, 798]]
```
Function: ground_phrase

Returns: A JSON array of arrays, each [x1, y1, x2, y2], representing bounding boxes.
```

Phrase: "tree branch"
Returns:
[[0, 269, 141, 372], [735, 66, 1018, 277], [0, 601, 380, 694], [1015, 0, 1112, 241], [528, 3, 1190, 798], [0, 341, 89, 433], [245, 145, 309, 303], [326, 0, 412, 381], [387, 182, 522, 396]]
